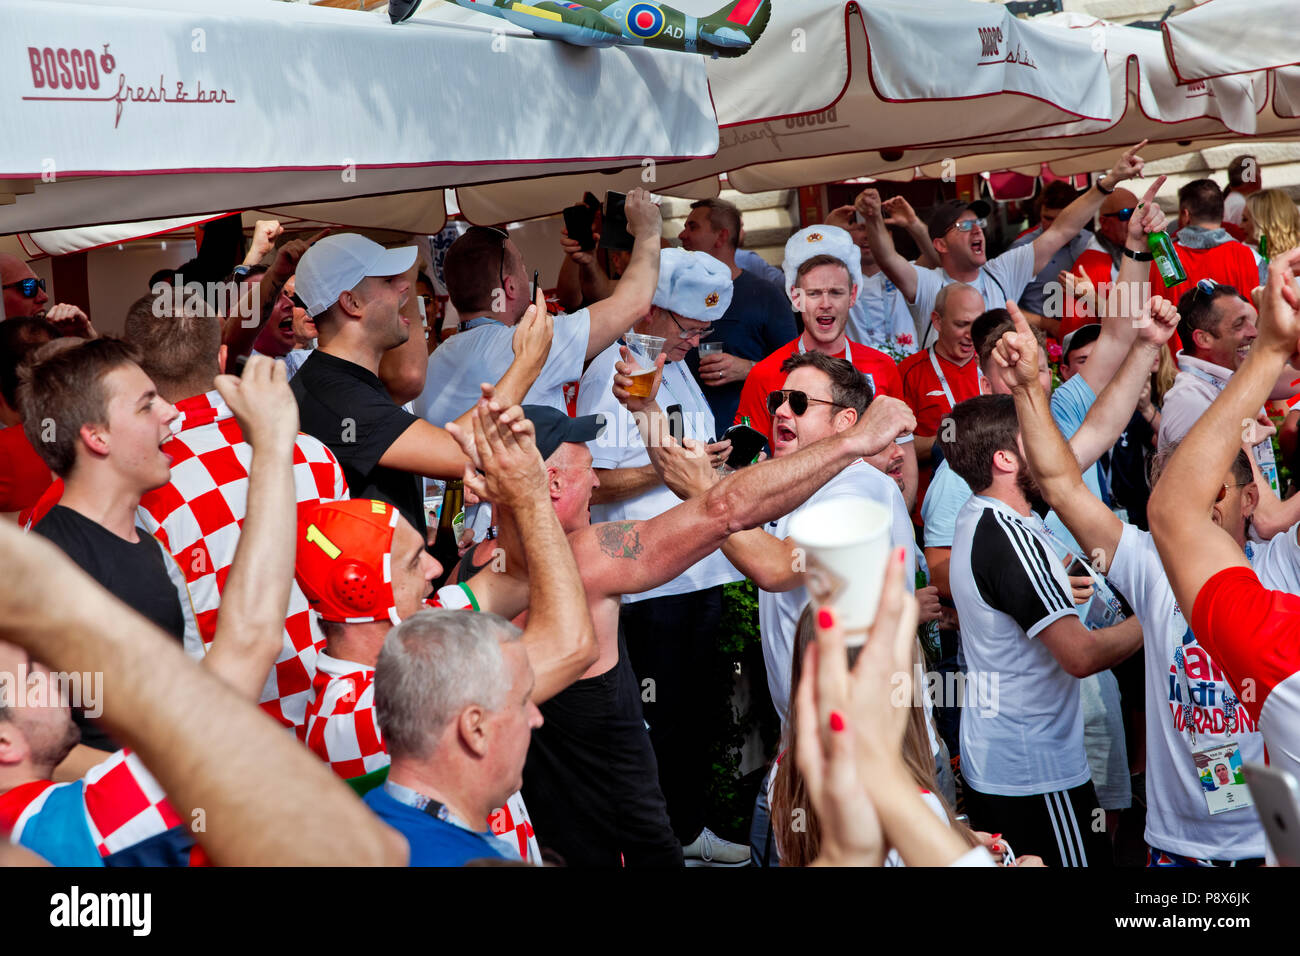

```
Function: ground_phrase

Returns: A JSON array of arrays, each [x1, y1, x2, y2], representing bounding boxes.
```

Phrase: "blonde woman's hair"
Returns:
[[1153, 343, 1178, 408], [768, 605, 978, 867], [1245, 189, 1300, 258]]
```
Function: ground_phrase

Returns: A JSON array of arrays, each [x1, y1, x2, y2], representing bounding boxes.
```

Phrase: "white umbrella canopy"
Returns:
[[727, 13, 1300, 191], [447, 0, 1115, 223], [1161, 0, 1300, 83], [0, 0, 718, 235]]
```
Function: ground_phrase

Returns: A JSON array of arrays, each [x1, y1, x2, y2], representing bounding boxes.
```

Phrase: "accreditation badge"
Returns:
[[1193, 741, 1253, 816]]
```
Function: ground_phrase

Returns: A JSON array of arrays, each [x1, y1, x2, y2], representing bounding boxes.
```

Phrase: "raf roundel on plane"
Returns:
[[390, 0, 771, 58]]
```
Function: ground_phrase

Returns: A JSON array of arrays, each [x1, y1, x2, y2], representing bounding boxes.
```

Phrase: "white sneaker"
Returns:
[[682, 827, 751, 867]]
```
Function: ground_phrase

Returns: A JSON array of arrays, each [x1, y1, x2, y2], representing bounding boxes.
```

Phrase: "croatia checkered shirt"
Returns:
[[304, 651, 541, 864], [137, 390, 348, 729], [1, 750, 193, 866]]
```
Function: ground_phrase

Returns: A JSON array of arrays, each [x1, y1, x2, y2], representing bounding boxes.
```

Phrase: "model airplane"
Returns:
[[390, 0, 770, 58]]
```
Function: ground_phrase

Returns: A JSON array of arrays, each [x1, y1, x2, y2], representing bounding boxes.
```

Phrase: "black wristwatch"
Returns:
[[1122, 246, 1154, 262], [1095, 179, 1115, 196]]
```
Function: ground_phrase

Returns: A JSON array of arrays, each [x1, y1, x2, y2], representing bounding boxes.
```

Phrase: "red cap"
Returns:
[[296, 499, 402, 625]]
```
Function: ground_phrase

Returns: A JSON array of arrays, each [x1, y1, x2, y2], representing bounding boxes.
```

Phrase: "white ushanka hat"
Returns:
[[653, 247, 733, 321], [782, 225, 863, 307]]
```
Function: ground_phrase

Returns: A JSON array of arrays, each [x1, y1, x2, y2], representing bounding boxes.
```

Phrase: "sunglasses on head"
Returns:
[[766, 389, 847, 417], [948, 218, 988, 234], [1194, 278, 1232, 300], [1101, 208, 1134, 221], [2, 277, 46, 298]]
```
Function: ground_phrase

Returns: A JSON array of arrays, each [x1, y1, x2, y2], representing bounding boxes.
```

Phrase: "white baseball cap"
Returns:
[[295, 234, 418, 317]]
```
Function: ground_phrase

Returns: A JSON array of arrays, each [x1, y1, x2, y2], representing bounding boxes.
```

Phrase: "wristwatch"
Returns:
[[1121, 246, 1154, 262], [1095, 178, 1115, 196]]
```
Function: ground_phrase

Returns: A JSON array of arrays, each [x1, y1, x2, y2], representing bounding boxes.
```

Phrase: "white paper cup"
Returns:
[[788, 497, 893, 646]]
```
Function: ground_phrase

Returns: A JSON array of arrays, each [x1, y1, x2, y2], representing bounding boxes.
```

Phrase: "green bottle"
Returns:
[[1260, 233, 1269, 261], [1139, 203, 1187, 287]]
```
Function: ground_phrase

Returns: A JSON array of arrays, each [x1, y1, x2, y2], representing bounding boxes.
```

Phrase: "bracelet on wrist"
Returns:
[[1095, 178, 1115, 196], [1122, 246, 1154, 262]]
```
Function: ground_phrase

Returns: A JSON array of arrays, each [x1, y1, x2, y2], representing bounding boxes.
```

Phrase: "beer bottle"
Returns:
[[430, 478, 464, 589], [1260, 233, 1269, 261], [1140, 204, 1187, 287]]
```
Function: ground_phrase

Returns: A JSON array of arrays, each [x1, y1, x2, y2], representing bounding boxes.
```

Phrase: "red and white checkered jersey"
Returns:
[[303, 647, 541, 864], [137, 390, 348, 729], [2, 750, 187, 865]]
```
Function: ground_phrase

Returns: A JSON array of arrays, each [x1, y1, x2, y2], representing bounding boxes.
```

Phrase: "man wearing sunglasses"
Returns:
[[856, 141, 1149, 343], [0, 253, 94, 338], [1062, 186, 1140, 342], [0, 254, 49, 320]]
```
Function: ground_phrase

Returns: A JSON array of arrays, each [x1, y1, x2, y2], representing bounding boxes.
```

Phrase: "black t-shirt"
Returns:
[[290, 350, 425, 537], [32, 504, 186, 751]]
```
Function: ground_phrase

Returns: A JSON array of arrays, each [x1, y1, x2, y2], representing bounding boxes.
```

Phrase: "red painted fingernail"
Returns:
[[992, 844, 1002, 853], [817, 608, 834, 629], [896, 546, 906, 565], [829, 711, 845, 733], [992, 833, 1002, 840]]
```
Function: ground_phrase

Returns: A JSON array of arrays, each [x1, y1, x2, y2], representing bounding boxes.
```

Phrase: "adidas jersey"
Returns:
[[950, 495, 1090, 796]]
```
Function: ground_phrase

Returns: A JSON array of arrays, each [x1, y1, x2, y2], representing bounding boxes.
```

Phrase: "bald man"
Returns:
[[0, 253, 91, 335], [1063, 188, 1140, 341]]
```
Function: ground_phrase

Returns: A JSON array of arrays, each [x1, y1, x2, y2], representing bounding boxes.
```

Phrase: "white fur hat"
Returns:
[[781, 225, 863, 307]]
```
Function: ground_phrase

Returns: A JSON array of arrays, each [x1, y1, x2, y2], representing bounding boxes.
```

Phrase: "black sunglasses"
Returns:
[[767, 389, 847, 417], [1101, 208, 1134, 221], [2, 277, 46, 298]]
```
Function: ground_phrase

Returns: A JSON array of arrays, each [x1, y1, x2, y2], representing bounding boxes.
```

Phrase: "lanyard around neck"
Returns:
[[798, 336, 852, 364]]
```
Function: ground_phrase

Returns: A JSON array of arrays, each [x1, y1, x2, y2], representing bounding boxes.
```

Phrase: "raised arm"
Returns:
[[882, 195, 942, 271], [1033, 141, 1146, 275], [1149, 249, 1300, 614], [994, 307, 1125, 567], [856, 189, 918, 304], [1061, 295, 1178, 468], [0, 524, 407, 866], [203, 357, 298, 700], [1077, 175, 1169, 394], [584, 189, 663, 362], [447, 401, 596, 704], [379, 301, 553, 478], [573, 396, 916, 599], [223, 229, 328, 364]]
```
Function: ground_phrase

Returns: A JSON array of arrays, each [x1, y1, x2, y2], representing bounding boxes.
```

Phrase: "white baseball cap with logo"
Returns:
[[295, 234, 418, 317]]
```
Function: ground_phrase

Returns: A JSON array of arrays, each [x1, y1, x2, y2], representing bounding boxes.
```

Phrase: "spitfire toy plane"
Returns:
[[391, 0, 770, 58]]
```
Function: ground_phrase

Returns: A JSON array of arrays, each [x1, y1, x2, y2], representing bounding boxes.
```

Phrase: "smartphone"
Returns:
[[665, 404, 684, 445], [563, 203, 596, 251], [531, 270, 540, 303], [723, 423, 767, 470], [1244, 762, 1300, 865], [1066, 556, 1092, 578], [599, 191, 635, 252]]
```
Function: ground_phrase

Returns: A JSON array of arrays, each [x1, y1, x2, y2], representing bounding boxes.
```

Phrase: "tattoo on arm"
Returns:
[[595, 521, 644, 560]]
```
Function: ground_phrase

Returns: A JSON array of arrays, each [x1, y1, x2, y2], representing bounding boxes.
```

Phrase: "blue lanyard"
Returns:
[[459, 315, 505, 333]]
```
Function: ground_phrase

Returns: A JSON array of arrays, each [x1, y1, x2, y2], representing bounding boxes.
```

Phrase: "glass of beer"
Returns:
[[624, 333, 666, 398]]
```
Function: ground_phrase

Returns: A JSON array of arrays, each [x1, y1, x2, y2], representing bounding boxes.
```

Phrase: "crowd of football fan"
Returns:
[[3, 141, 1300, 868]]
